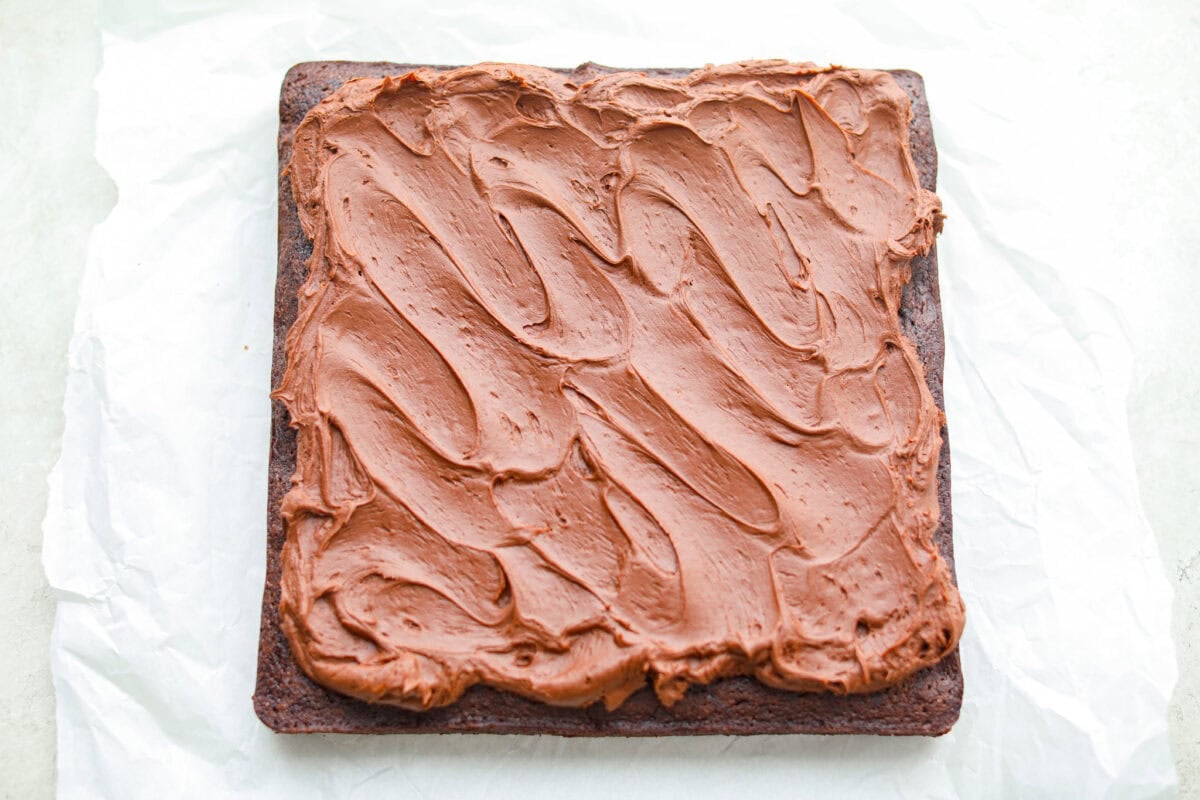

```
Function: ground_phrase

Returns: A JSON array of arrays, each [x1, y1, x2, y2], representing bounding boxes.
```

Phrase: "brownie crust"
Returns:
[[255, 61, 962, 736]]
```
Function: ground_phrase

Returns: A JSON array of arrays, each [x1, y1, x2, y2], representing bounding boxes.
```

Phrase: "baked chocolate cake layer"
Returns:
[[256, 61, 962, 736]]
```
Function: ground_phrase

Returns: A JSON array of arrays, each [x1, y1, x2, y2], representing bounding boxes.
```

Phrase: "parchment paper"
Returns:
[[44, 0, 1179, 796]]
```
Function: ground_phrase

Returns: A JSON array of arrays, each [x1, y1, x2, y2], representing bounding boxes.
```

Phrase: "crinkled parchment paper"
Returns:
[[44, 1, 1177, 797]]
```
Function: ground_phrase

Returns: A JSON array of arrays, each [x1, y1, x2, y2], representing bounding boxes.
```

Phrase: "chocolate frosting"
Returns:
[[276, 61, 965, 711]]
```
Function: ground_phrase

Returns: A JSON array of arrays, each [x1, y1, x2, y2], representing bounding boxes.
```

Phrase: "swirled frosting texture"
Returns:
[[277, 61, 964, 711]]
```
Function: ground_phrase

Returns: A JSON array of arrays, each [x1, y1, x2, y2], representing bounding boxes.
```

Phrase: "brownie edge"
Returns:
[[255, 61, 963, 736]]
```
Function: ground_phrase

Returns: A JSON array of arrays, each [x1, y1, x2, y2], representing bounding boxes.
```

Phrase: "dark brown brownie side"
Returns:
[[255, 61, 963, 736]]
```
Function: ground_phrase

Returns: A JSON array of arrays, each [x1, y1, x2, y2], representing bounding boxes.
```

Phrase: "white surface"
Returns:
[[31, 0, 1193, 798], [1, 1, 111, 797]]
